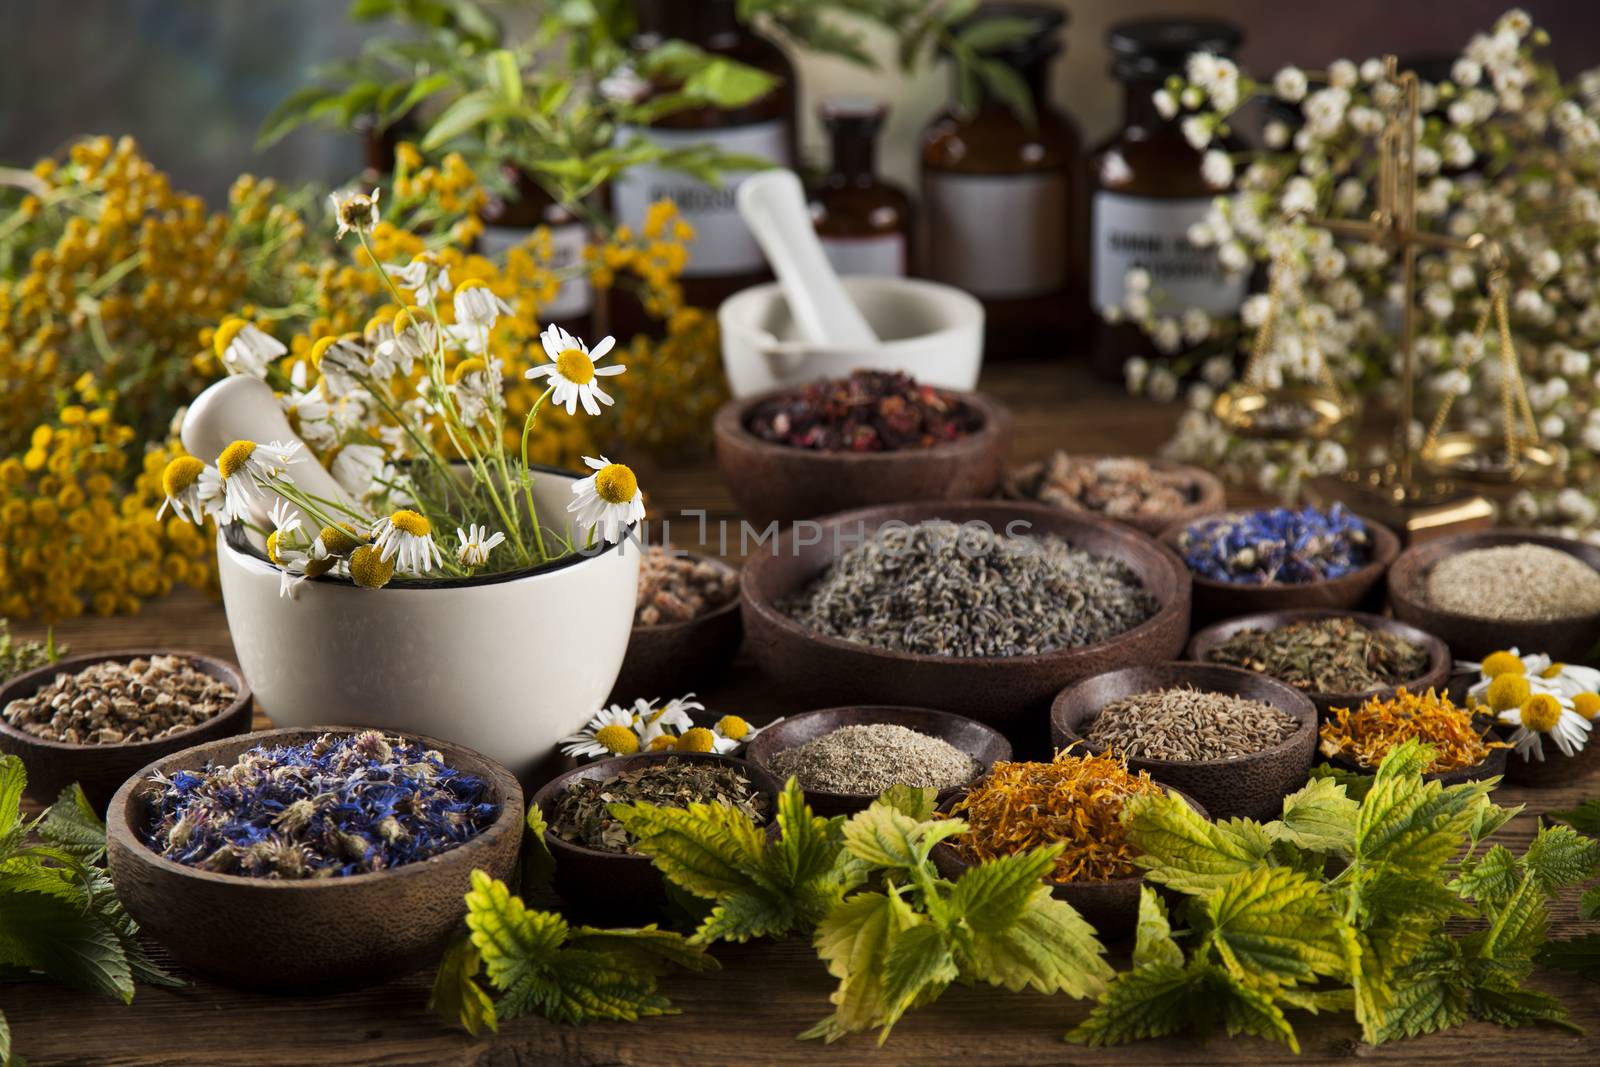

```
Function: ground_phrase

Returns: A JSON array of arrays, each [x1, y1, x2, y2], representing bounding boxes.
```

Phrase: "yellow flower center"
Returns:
[[593, 724, 640, 755], [594, 463, 637, 506], [217, 440, 257, 480], [555, 347, 596, 385], [394, 304, 429, 335], [363, 311, 395, 340], [1485, 674, 1531, 713], [456, 278, 489, 294], [715, 715, 750, 742], [349, 544, 395, 589], [1541, 662, 1567, 680], [647, 734, 678, 751], [1574, 692, 1600, 721], [162, 456, 204, 497], [676, 727, 716, 753], [266, 530, 286, 565], [451, 357, 486, 383], [1480, 651, 1525, 678], [338, 193, 375, 230], [213, 317, 248, 357], [319, 524, 364, 555], [389, 509, 431, 537], [309, 336, 336, 370], [304, 555, 336, 578], [1521, 693, 1565, 734]]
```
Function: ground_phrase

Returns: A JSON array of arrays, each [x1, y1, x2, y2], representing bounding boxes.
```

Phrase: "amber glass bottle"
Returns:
[[921, 3, 1082, 357], [477, 167, 595, 340], [608, 0, 797, 336], [810, 98, 914, 277], [1088, 18, 1246, 378]]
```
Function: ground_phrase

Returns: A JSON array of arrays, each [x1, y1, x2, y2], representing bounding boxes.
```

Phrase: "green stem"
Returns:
[[520, 386, 555, 560]]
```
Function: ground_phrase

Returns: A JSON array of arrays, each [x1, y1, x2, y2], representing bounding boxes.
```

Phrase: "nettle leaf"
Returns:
[[695, 891, 796, 944], [610, 799, 766, 900], [524, 947, 676, 1024], [1310, 762, 1376, 802], [1213, 968, 1299, 1052], [465, 872, 568, 994], [1199, 867, 1346, 990], [805, 889, 919, 1042], [1066, 962, 1197, 1046], [878, 922, 957, 1037], [428, 935, 497, 1036], [1367, 937, 1468, 1043], [566, 926, 716, 975], [961, 890, 1111, 998], [522, 801, 555, 891], [876, 784, 938, 821], [1522, 824, 1600, 894], [37, 784, 106, 865], [1537, 931, 1600, 978], [0, 757, 25, 863], [1122, 792, 1272, 893], [1479, 878, 1549, 963], [1468, 800, 1522, 844], [949, 843, 1060, 934], [1583, 885, 1600, 920], [840, 801, 963, 872], [761, 780, 847, 893], [1546, 797, 1600, 835], [1453, 844, 1520, 906], [1355, 747, 1493, 871], [1275, 776, 1358, 854], [0, 890, 132, 1003], [1132, 887, 1183, 969], [1469, 981, 1576, 1031]]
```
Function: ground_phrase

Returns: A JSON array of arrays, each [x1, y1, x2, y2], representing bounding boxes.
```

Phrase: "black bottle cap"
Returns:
[[944, 2, 1067, 67], [1106, 17, 1243, 81], [819, 96, 889, 134]]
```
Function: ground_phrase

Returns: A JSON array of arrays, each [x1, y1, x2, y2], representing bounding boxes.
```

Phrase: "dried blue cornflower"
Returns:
[[1178, 504, 1371, 585], [140, 730, 498, 879]]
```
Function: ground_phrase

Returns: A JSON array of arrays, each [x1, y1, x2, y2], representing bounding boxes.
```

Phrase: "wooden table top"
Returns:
[[7, 363, 1600, 1065]]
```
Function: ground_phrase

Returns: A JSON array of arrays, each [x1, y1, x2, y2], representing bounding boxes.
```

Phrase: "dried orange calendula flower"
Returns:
[[947, 749, 1162, 883], [1320, 686, 1509, 774]]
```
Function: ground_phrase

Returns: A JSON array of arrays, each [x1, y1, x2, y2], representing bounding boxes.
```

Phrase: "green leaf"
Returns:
[[1366, 937, 1468, 1042], [566, 925, 717, 974], [762, 779, 846, 893], [1469, 982, 1577, 1031], [465, 871, 569, 995], [1200, 867, 1346, 989], [1453, 845, 1520, 906], [949, 843, 1060, 934], [428, 935, 497, 1035], [1309, 762, 1375, 802], [840, 802, 963, 872], [1122, 792, 1273, 893], [974, 59, 1035, 127], [876, 784, 938, 821], [1275, 776, 1359, 854], [1537, 932, 1600, 979], [505, 947, 676, 1024], [0, 1007, 10, 1067], [1522, 825, 1600, 894], [37, 785, 106, 865], [694, 889, 796, 944], [1469, 800, 1522, 844], [1479, 878, 1548, 962], [1214, 969, 1300, 1051], [255, 84, 342, 148], [1355, 744, 1494, 871], [0, 891, 132, 1003], [956, 15, 1038, 52], [522, 802, 554, 891], [421, 89, 513, 150], [878, 922, 957, 1036], [1066, 962, 1197, 1046], [486, 49, 523, 107], [610, 799, 766, 900], [1547, 798, 1600, 835], [963, 892, 1111, 997], [1132, 887, 1183, 969], [0, 757, 24, 850], [806, 890, 918, 1041], [684, 59, 780, 108], [1583, 885, 1600, 920]]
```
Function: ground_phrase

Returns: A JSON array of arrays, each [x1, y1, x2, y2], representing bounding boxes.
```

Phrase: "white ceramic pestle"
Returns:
[[736, 169, 878, 348], [181, 375, 357, 535]]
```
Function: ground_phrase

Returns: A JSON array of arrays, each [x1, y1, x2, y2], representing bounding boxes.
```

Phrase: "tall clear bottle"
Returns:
[[1088, 18, 1246, 378], [921, 3, 1083, 357], [810, 98, 914, 278]]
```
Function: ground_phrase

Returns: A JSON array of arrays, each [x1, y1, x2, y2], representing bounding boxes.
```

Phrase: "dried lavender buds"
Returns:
[[780, 521, 1156, 658], [636, 546, 740, 626], [770, 724, 979, 795], [745, 370, 980, 452], [1085, 686, 1300, 761], [141, 730, 497, 879], [1205, 617, 1430, 695], [550, 758, 767, 854], [1178, 505, 1372, 585], [1423, 543, 1600, 622], [1006, 453, 1197, 520], [3, 655, 235, 745]]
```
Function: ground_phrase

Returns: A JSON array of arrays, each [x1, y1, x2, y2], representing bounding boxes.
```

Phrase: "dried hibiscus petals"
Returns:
[[745, 370, 980, 452]]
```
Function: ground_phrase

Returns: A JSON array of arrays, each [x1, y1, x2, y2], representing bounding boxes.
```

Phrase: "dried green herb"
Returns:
[[1205, 616, 1428, 694], [0, 620, 61, 686], [550, 758, 767, 854]]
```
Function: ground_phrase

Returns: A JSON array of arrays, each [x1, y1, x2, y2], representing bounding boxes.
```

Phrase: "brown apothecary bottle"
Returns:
[[810, 98, 914, 278], [921, 2, 1083, 358], [477, 166, 596, 341], [1088, 18, 1247, 378], [607, 0, 797, 337]]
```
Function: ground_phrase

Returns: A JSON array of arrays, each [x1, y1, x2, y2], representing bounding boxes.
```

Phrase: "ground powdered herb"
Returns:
[[1206, 617, 1429, 694], [1319, 687, 1509, 773], [550, 758, 767, 854], [4, 655, 235, 745], [770, 723, 979, 794], [636, 545, 739, 625], [1423, 543, 1600, 621], [948, 750, 1163, 883], [1006, 453, 1196, 520], [1085, 685, 1299, 761], [745, 369, 980, 452], [780, 521, 1157, 658]]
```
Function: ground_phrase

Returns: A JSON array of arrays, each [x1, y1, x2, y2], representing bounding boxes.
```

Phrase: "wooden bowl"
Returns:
[[1502, 740, 1600, 787], [1161, 509, 1399, 628], [0, 650, 253, 814], [609, 552, 744, 704], [742, 705, 1012, 817], [533, 752, 782, 923], [713, 387, 1012, 526], [1186, 609, 1451, 720], [1002, 453, 1226, 537], [1050, 663, 1318, 822], [1326, 743, 1509, 787], [740, 500, 1192, 738], [105, 726, 522, 990], [1387, 529, 1600, 663], [929, 786, 1208, 941]]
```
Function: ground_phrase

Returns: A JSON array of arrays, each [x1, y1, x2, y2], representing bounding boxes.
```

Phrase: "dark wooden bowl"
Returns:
[[1161, 510, 1399, 628], [1186, 609, 1451, 720], [609, 552, 744, 704], [1050, 663, 1317, 822], [930, 786, 1208, 941], [0, 650, 253, 814], [713, 387, 1013, 526], [740, 501, 1192, 737], [742, 705, 1012, 817], [1503, 740, 1600, 787], [1326, 742, 1509, 787], [105, 726, 522, 990], [1002, 453, 1227, 537], [1387, 529, 1600, 663], [533, 752, 782, 923]]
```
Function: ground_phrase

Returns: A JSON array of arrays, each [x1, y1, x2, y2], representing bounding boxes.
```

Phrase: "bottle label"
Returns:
[[478, 222, 593, 321], [612, 120, 791, 278], [819, 233, 905, 278], [1091, 192, 1246, 316], [923, 171, 1067, 298]]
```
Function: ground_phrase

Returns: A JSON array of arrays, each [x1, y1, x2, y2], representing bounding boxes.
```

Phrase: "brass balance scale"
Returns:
[[1211, 55, 1566, 542]]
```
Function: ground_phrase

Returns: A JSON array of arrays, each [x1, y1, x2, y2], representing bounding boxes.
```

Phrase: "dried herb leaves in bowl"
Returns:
[[635, 545, 740, 627], [548, 756, 768, 855], [1004, 453, 1224, 536]]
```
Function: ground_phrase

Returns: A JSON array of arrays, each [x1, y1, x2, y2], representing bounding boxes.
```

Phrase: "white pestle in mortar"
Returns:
[[181, 375, 358, 539], [736, 169, 878, 348]]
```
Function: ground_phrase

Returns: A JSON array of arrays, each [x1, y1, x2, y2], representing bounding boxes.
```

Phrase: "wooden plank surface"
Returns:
[[7, 363, 1600, 1065]]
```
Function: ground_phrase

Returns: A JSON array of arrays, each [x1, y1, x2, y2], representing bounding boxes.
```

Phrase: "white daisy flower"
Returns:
[[559, 704, 643, 758], [524, 325, 626, 416], [213, 319, 286, 379], [709, 712, 779, 754], [267, 497, 304, 542], [568, 455, 645, 545], [157, 456, 224, 524], [283, 388, 337, 450], [330, 443, 388, 502], [216, 439, 303, 522], [455, 523, 506, 567], [311, 335, 371, 395], [376, 307, 438, 377], [447, 356, 503, 426], [453, 279, 512, 329], [371, 508, 444, 576], [329, 187, 381, 239], [1499, 692, 1592, 761], [386, 252, 451, 305], [632, 695, 704, 750]]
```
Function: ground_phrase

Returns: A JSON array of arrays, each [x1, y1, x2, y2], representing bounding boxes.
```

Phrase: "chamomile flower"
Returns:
[[709, 713, 779, 754], [386, 251, 451, 305], [632, 694, 703, 748], [568, 455, 645, 545], [329, 443, 388, 502], [282, 387, 336, 450], [329, 186, 381, 239], [371, 508, 444, 575], [560, 704, 643, 758], [524, 325, 626, 416], [310, 335, 371, 395], [453, 279, 512, 329], [376, 306, 437, 377], [215, 439, 303, 522], [455, 523, 506, 567], [448, 356, 502, 425], [267, 497, 304, 542], [348, 543, 396, 589], [213, 319, 286, 378], [1462, 648, 1562, 706], [157, 456, 224, 523], [1499, 692, 1592, 760]]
